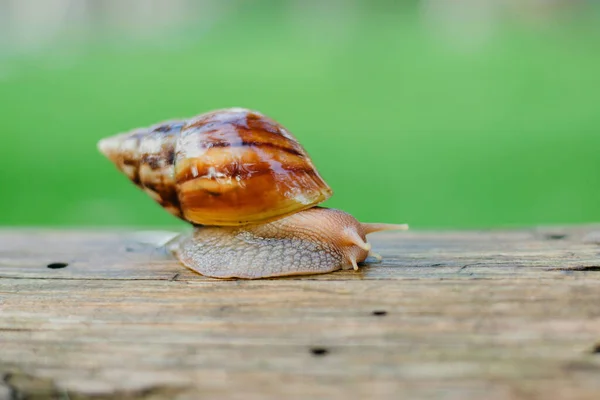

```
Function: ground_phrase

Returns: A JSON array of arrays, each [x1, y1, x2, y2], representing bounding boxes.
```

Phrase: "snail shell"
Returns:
[[99, 107, 408, 279], [98, 108, 332, 226]]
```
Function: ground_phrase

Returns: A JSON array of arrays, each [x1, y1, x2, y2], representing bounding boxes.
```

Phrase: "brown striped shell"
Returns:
[[98, 108, 333, 226]]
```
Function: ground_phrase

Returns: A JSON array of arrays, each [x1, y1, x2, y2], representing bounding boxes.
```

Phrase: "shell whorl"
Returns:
[[98, 120, 183, 219], [98, 108, 333, 226]]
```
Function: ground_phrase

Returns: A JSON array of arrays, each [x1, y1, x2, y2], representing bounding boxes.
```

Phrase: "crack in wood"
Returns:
[[546, 266, 600, 272]]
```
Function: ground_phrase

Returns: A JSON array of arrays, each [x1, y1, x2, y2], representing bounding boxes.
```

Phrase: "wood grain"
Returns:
[[1, 226, 600, 400]]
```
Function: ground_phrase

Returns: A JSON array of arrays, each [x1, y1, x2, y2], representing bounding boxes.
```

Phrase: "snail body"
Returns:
[[98, 108, 407, 279], [172, 207, 404, 279]]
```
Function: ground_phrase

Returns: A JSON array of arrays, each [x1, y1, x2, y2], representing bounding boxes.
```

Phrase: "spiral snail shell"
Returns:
[[99, 108, 407, 279]]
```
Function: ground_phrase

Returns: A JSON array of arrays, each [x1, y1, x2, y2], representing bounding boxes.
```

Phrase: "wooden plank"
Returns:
[[2, 225, 600, 281], [1, 226, 600, 399]]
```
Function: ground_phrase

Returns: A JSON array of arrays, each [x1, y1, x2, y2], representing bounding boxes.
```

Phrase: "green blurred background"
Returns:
[[1, 0, 599, 229]]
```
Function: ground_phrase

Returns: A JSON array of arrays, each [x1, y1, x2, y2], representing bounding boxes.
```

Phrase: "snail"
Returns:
[[98, 108, 407, 279]]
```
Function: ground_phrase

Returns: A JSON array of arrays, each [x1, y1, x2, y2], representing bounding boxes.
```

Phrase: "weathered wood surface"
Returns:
[[1, 226, 600, 400]]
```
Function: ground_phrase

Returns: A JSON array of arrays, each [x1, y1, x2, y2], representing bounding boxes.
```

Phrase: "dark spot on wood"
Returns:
[[565, 266, 600, 272], [125, 247, 135, 252], [372, 310, 388, 316], [458, 263, 484, 272], [431, 263, 443, 267], [545, 234, 567, 240], [204, 190, 221, 196], [170, 273, 180, 281], [47, 262, 68, 269], [591, 343, 600, 354], [310, 347, 329, 357]]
